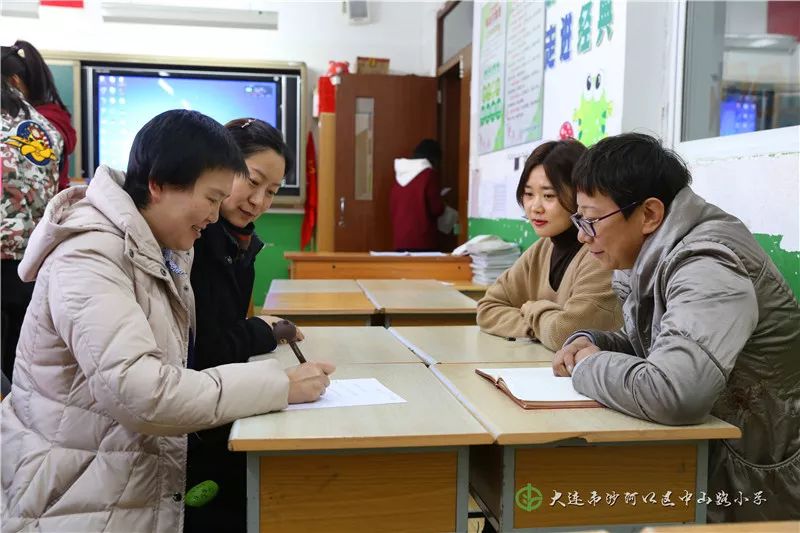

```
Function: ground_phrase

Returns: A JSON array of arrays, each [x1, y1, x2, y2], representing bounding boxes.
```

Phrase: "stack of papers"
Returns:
[[467, 240, 520, 285]]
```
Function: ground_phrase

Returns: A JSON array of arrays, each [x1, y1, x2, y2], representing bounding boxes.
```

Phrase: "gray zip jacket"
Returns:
[[571, 186, 800, 522]]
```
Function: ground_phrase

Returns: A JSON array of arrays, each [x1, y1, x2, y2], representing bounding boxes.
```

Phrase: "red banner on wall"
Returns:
[[40, 1, 84, 7], [300, 132, 318, 251]]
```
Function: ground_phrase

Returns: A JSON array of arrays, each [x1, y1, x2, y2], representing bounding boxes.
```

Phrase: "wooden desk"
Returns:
[[230, 363, 493, 532], [641, 521, 800, 532], [268, 279, 364, 293], [252, 327, 422, 367], [449, 281, 489, 301], [390, 325, 554, 365], [286, 251, 472, 281], [432, 362, 742, 532], [285, 252, 489, 299], [358, 279, 478, 326], [262, 280, 378, 326]]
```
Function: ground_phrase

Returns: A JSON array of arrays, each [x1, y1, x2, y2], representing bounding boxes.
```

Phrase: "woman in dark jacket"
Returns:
[[186, 117, 296, 532]]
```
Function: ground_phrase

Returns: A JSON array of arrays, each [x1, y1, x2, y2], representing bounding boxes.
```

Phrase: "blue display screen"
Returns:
[[719, 93, 758, 136], [95, 72, 279, 172]]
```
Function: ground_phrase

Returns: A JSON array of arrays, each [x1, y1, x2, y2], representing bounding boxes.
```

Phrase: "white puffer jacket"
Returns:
[[1, 166, 289, 532]]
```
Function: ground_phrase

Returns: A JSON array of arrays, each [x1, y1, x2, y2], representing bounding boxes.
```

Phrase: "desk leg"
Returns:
[[247, 453, 260, 533], [456, 446, 470, 532], [694, 440, 709, 524]]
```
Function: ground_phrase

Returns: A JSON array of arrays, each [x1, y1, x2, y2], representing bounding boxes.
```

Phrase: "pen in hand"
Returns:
[[271, 319, 307, 363]]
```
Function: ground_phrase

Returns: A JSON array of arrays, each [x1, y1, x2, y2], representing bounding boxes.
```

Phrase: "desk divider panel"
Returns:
[[259, 451, 458, 533], [511, 444, 696, 528]]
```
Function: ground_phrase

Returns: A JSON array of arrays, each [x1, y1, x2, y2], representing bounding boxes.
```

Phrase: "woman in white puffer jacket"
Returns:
[[1, 110, 334, 532]]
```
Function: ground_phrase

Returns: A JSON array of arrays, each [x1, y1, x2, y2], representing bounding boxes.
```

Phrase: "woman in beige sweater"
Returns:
[[477, 140, 622, 350]]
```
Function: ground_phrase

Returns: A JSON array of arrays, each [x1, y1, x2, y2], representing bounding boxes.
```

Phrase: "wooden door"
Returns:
[[437, 45, 472, 248], [334, 74, 437, 252]]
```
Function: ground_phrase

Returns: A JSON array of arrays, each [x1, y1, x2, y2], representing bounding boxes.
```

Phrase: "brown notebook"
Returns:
[[475, 367, 603, 410]]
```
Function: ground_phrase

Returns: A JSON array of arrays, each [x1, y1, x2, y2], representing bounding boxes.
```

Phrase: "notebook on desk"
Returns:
[[475, 367, 603, 409]]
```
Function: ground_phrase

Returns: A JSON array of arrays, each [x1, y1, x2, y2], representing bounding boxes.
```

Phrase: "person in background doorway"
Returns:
[[0, 72, 62, 383], [2, 40, 76, 191], [186, 117, 303, 533], [477, 140, 622, 351], [555, 133, 800, 521], [1, 110, 334, 532], [390, 138, 445, 251]]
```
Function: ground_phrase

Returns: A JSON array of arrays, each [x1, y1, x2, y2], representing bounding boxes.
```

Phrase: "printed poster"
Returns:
[[503, 2, 545, 148], [478, 2, 507, 154]]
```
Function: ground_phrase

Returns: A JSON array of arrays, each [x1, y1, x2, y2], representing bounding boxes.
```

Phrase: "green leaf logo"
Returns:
[[515, 483, 543, 512]]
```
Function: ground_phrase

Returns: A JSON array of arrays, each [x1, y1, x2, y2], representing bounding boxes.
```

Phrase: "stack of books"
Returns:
[[453, 235, 520, 285]]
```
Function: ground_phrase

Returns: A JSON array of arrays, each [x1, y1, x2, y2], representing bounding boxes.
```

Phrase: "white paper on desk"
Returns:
[[477, 367, 593, 402], [369, 251, 409, 256], [284, 378, 407, 411], [408, 251, 446, 257]]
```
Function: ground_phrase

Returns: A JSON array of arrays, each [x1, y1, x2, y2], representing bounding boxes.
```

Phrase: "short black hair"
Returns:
[[225, 118, 293, 180], [412, 139, 442, 166], [572, 133, 692, 216], [1, 40, 68, 110], [515, 139, 586, 213], [124, 110, 247, 208]]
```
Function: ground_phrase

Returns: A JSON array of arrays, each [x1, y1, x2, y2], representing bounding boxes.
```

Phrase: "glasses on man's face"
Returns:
[[570, 202, 640, 237]]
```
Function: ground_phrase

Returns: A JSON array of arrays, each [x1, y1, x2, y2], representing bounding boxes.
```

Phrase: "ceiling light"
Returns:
[[1, 0, 39, 18], [100, 1, 278, 30]]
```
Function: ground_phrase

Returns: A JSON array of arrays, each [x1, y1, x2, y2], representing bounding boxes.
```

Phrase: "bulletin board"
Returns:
[[470, 0, 628, 221]]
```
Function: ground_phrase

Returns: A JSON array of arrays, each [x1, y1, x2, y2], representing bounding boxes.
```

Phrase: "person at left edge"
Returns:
[[185, 117, 308, 533], [2, 40, 77, 192], [0, 65, 62, 384]]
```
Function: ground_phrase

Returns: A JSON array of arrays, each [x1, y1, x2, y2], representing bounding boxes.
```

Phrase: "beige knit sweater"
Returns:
[[476, 238, 622, 351]]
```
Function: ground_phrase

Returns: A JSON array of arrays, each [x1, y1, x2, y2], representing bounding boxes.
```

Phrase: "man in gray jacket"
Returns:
[[555, 133, 800, 522]]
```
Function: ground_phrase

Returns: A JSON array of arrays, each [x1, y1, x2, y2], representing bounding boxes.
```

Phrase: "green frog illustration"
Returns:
[[572, 72, 613, 146]]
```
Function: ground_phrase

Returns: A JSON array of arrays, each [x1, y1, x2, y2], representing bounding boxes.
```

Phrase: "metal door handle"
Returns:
[[338, 196, 346, 227]]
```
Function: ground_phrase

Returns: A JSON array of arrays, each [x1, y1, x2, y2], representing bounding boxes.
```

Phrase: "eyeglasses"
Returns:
[[570, 202, 639, 237]]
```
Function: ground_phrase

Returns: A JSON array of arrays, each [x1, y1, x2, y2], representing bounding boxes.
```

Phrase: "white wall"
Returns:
[[2, 1, 439, 112], [621, 1, 677, 138], [677, 127, 800, 252], [725, 0, 768, 34]]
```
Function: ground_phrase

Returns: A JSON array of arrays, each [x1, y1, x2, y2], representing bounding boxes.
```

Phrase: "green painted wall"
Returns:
[[753, 234, 800, 300], [468, 217, 800, 301], [252, 213, 304, 306]]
